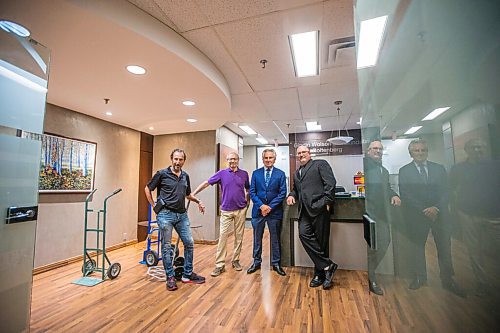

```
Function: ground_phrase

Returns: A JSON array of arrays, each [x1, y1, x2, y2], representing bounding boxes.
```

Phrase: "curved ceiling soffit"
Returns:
[[69, 0, 231, 107]]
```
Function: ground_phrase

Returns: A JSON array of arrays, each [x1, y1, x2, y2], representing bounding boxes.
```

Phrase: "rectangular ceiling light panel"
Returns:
[[305, 121, 322, 131], [289, 31, 319, 77], [357, 15, 388, 69], [422, 107, 450, 121], [239, 125, 257, 135], [404, 126, 422, 135]]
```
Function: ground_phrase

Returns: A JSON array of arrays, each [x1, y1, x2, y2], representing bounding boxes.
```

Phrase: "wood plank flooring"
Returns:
[[30, 229, 499, 332]]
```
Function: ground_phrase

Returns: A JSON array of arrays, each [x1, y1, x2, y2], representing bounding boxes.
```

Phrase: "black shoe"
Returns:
[[442, 278, 466, 298], [369, 280, 384, 295], [246, 264, 261, 274], [409, 277, 426, 290], [272, 265, 286, 276], [322, 262, 338, 290], [310, 275, 324, 288]]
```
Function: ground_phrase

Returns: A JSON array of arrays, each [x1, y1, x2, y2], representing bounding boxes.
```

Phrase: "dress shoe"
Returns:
[[442, 278, 466, 298], [409, 277, 426, 290], [369, 280, 384, 295], [322, 262, 338, 290], [246, 264, 261, 274], [309, 275, 324, 288], [272, 265, 286, 276]]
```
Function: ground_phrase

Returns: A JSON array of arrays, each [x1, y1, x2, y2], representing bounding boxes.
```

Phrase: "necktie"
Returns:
[[265, 168, 271, 187], [418, 165, 428, 183]]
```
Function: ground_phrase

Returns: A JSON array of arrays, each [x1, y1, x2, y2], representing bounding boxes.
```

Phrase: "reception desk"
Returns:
[[280, 197, 367, 270]]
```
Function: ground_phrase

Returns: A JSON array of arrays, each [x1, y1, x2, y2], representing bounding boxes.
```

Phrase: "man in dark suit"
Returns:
[[286, 145, 338, 289], [364, 140, 401, 295], [399, 139, 464, 297], [247, 148, 287, 276]]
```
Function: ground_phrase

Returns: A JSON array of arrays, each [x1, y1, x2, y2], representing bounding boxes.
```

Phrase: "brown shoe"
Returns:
[[210, 266, 225, 277], [232, 261, 242, 271]]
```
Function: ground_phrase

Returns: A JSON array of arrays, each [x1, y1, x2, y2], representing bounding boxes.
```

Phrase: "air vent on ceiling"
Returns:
[[327, 36, 355, 67]]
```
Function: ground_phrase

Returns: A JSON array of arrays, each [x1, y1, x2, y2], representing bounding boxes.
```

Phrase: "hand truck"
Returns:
[[73, 188, 122, 286]]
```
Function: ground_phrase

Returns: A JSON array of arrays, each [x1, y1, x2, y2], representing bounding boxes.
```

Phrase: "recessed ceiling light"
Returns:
[[105, 111, 112, 116], [182, 100, 196, 106], [289, 31, 319, 77], [404, 126, 422, 135], [306, 121, 321, 131], [422, 107, 450, 121], [126, 65, 146, 75], [149, 126, 154, 130], [256, 137, 268, 144], [0, 20, 30, 37], [239, 125, 257, 135], [357, 15, 388, 69], [186, 118, 197, 123]]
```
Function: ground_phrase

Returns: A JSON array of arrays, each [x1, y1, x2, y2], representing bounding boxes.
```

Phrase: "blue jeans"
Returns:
[[156, 209, 194, 278], [251, 216, 281, 266]]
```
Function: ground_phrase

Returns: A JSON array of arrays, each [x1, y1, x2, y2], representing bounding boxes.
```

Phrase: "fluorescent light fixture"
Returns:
[[404, 126, 422, 135], [289, 31, 319, 77], [305, 121, 322, 131], [186, 118, 197, 123], [256, 137, 268, 145], [357, 15, 388, 69], [149, 126, 154, 130], [239, 125, 257, 135], [105, 111, 112, 116], [182, 100, 196, 106], [0, 20, 30, 37], [126, 65, 146, 75], [422, 107, 450, 121]]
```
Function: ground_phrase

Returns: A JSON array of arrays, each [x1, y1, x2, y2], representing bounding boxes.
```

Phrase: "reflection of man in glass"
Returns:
[[364, 140, 400, 295], [449, 138, 500, 296], [399, 139, 465, 296]]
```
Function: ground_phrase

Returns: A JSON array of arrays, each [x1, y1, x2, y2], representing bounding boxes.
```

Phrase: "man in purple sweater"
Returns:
[[192, 151, 250, 277]]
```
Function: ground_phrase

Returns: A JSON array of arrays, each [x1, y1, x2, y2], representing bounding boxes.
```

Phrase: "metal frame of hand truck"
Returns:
[[74, 188, 122, 286]]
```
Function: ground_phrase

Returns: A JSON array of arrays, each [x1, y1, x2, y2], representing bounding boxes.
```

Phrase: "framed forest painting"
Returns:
[[38, 134, 96, 192]]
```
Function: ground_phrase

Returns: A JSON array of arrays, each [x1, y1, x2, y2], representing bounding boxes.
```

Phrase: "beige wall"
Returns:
[[152, 131, 218, 241], [35, 104, 140, 268]]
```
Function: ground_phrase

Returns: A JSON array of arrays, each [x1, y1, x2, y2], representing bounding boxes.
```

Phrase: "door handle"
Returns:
[[5, 206, 38, 224]]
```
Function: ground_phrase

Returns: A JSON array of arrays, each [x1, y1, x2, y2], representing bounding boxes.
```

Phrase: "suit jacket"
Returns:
[[364, 157, 398, 222], [250, 166, 287, 219], [398, 160, 448, 218], [289, 159, 336, 217]]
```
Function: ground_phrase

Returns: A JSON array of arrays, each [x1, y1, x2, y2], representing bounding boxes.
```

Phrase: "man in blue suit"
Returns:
[[247, 148, 288, 276]]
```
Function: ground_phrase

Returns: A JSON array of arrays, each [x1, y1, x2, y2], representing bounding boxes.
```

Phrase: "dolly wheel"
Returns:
[[82, 259, 96, 276], [107, 263, 121, 279], [145, 250, 159, 267], [174, 256, 185, 267], [174, 266, 184, 281]]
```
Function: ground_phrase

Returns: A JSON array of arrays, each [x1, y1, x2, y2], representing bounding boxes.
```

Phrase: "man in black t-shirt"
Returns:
[[145, 148, 206, 291]]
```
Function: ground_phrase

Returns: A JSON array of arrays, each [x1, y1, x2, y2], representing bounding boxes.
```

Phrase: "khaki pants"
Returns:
[[215, 208, 247, 268]]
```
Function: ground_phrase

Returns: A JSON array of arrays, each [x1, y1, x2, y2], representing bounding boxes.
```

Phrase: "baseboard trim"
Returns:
[[33, 240, 138, 275]]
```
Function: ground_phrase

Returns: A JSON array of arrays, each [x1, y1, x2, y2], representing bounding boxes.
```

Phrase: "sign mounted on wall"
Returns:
[[289, 129, 362, 156]]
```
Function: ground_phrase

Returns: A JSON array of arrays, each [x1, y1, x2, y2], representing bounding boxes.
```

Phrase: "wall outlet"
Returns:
[[122, 232, 127, 241]]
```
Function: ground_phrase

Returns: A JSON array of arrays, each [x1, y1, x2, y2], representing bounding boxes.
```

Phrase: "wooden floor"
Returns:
[[30, 229, 499, 332]]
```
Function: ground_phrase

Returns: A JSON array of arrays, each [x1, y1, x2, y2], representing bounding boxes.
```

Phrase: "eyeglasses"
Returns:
[[369, 147, 383, 151], [227, 158, 238, 161], [411, 148, 428, 152]]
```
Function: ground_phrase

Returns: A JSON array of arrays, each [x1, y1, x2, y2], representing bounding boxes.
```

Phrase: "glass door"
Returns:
[[0, 27, 50, 332], [355, 0, 500, 331]]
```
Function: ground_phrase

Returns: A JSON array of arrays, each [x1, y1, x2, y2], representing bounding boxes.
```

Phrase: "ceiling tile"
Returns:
[[182, 28, 253, 95], [257, 88, 302, 121]]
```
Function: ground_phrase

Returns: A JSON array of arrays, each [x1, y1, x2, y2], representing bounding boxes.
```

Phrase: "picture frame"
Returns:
[[36, 133, 97, 193]]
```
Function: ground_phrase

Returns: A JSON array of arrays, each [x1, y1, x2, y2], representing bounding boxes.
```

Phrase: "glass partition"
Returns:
[[355, 0, 500, 331], [0, 27, 50, 332]]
